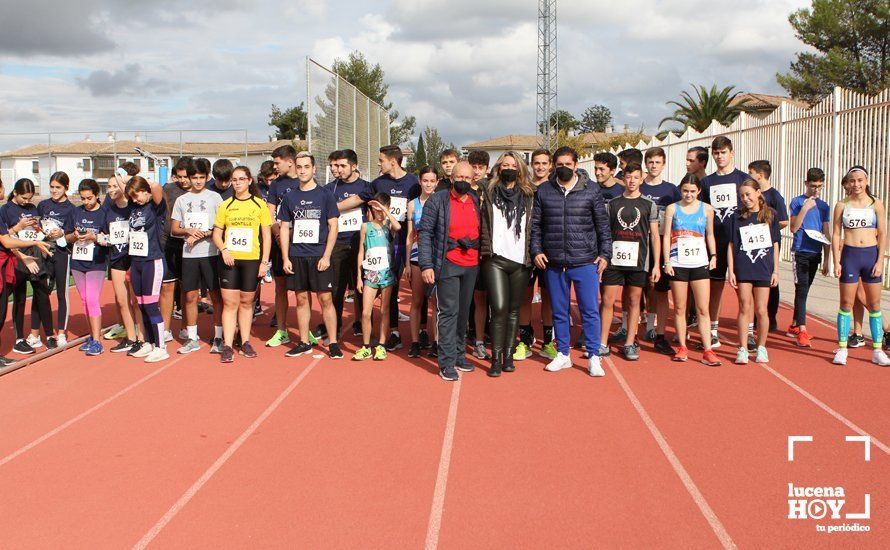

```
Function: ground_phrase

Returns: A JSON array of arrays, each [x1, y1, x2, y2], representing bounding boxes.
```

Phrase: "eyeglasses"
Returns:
[[806, 184, 824, 190]]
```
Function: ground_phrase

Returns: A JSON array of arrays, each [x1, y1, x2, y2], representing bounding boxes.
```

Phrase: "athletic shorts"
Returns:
[[653, 272, 671, 292], [602, 269, 648, 288], [527, 267, 547, 289], [670, 266, 710, 282], [737, 279, 771, 288], [219, 259, 261, 293], [287, 255, 336, 292], [709, 236, 729, 280], [163, 239, 184, 282], [270, 244, 287, 278], [109, 256, 131, 272], [182, 256, 220, 292], [839, 245, 882, 284]]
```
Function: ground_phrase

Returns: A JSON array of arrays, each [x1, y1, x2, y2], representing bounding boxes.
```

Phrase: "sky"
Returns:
[[0, 0, 811, 152]]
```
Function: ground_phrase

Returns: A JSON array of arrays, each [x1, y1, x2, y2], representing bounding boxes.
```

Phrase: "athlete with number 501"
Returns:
[[830, 166, 890, 366]]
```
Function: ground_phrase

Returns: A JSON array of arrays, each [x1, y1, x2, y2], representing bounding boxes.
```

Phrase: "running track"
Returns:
[[0, 282, 887, 548]]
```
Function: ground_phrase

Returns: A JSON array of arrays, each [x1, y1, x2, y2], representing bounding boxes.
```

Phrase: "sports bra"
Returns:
[[842, 200, 878, 229]]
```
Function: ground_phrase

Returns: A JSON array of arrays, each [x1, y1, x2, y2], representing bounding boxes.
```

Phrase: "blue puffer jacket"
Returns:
[[530, 171, 612, 267]]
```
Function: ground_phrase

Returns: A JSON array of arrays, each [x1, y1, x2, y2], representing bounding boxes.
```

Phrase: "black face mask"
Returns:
[[555, 166, 574, 182], [453, 179, 471, 195], [500, 169, 518, 183]]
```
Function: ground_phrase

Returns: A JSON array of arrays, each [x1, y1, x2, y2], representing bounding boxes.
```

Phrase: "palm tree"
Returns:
[[659, 85, 750, 134]]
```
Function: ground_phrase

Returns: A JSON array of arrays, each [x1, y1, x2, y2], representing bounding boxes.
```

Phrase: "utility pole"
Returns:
[[537, 0, 557, 150]]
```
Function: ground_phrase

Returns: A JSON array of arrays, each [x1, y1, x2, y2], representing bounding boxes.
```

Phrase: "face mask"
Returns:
[[555, 166, 574, 182], [500, 169, 518, 183], [453, 179, 471, 195]]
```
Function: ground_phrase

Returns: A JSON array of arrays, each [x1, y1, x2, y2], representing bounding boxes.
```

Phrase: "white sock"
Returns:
[[711, 321, 719, 335], [747, 323, 754, 336], [214, 325, 223, 339], [187, 325, 198, 340], [646, 313, 656, 332]]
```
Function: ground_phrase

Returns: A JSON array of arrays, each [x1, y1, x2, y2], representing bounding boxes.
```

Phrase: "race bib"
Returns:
[[710, 184, 737, 209], [739, 223, 771, 252], [72, 241, 95, 262], [129, 231, 149, 257], [845, 208, 871, 229], [226, 227, 253, 253], [183, 212, 210, 231], [363, 246, 390, 270], [611, 240, 640, 267], [292, 219, 320, 244], [804, 229, 831, 245], [338, 208, 362, 233], [677, 237, 707, 265], [18, 228, 41, 242], [108, 220, 129, 246], [390, 197, 408, 222]]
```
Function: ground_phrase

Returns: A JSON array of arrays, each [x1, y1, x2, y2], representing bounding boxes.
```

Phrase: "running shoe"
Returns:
[[544, 352, 572, 372], [848, 333, 866, 348], [103, 324, 126, 340], [440, 365, 459, 381], [872, 349, 890, 366], [56, 334, 67, 347], [407, 342, 421, 358], [623, 343, 640, 361], [373, 345, 387, 361], [307, 330, 319, 346], [269, 314, 277, 328], [884, 332, 890, 351], [265, 330, 290, 347], [608, 328, 628, 344], [755, 346, 769, 363], [384, 332, 402, 351], [220, 346, 234, 363], [532, 291, 541, 304], [456, 358, 475, 372], [653, 336, 675, 356], [314, 323, 328, 341], [0, 356, 14, 366], [701, 349, 721, 366], [172, 309, 182, 320], [786, 324, 801, 338], [796, 330, 812, 348], [111, 339, 134, 353], [747, 334, 757, 352], [345, 292, 354, 303], [472, 342, 489, 360], [164, 330, 173, 343], [26, 334, 43, 349], [198, 301, 211, 314], [145, 347, 169, 363], [735, 347, 749, 365], [672, 346, 689, 362], [352, 322, 362, 337], [12, 339, 35, 355], [285, 342, 312, 357], [588, 356, 605, 377], [398, 311, 410, 322], [79, 338, 93, 352], [353, 346, 373, 361], [129, 342, 152, 358], [239, 342, 257, 358], [328, 342, 343, 359], [642, 328, 657, 342], [832, 348, 848, 365], [419, 329, 430, 349], [513, 342, 532, 360], [539, 341, 557, 360], [46, 337, 58, 350], [253, 302, 263, 318], [178, 328, 189, 341], [687, 314, 698, 328], [178, 339, 201, 354], [210, 337, 223, 354], [427, 342, 438, 358], [86, 340, 104, 356], [597, 344, 611, 357]]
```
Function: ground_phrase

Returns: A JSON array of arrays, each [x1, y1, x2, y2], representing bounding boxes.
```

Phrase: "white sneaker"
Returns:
[[872, 349, 890, 366], [132, 342, 154, 358], [178, 329, 189, 341], [26, 334, 43, 348], [588, 355, 605, 377], [164, 330, 173, 343], [57, 333, 67, 347], [398, 311, 410, 322], [532, 292, 541, 304], [145, 347, 169, 363], [544, 352, 572, 372], [832, 348, 848, 365]]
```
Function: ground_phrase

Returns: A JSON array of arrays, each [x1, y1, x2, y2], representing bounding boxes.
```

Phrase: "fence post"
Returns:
[[778, 102, 787, 198], [830, 87, 841, 207]]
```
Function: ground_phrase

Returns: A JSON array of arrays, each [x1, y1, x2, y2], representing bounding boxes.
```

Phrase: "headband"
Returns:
[[847, 166, 869, 177]]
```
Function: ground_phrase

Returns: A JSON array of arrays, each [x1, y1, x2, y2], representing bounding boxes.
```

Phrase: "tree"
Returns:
[[777, 0, 889, 102], [658, 85, 750, 133], [420, 127, 447, 169], [538, 109, 579, 134], [268, 102, 307, 140], [414, 133, 428, 170], [578, 105, 612, 133], [332, 51, 417, 146]]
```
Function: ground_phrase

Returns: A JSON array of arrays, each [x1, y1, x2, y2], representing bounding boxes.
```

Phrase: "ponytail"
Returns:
[[9, 178, 36, 201], [738, 178, 774, 225]]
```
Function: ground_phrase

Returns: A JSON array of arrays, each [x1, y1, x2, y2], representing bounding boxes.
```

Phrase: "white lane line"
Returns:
[[606, 359, 737, 550], [424, 378, 462, 550], [132, 357, 320, 550], [0, 357, 183, 468], [758, 363, 890, 455]]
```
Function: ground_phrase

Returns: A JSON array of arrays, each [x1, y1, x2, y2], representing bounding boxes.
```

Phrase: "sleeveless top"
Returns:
[[362, 221, 394, 286], [409, 196, 425, 262], [841, 199, 878, 229], [669, 201, 708, 268]]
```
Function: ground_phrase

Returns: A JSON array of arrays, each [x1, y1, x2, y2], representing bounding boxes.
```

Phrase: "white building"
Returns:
[[0, 138, 304, 194]]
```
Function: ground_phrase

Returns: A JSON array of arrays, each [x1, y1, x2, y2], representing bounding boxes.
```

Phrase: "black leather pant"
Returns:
[[483, 255, 529, 355]]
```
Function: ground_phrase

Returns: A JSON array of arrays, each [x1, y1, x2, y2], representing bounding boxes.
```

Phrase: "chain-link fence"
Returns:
[[307, 58, 390, 184]]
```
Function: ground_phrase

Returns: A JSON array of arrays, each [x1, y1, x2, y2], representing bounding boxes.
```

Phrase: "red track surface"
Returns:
[[0, 281, 887, 548]]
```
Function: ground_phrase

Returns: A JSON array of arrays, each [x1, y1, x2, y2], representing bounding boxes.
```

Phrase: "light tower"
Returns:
[[537, 0, 557, 149]]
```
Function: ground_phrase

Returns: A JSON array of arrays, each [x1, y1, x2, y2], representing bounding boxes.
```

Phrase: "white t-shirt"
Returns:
[[171, 189, 224, 258], [491, 206, 526, 265]]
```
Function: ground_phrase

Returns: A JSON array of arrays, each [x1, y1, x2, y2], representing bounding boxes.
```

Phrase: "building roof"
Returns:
[[463, 131, 648, 151], [0, 139, 304, 158], [732, 93, 810, 111]]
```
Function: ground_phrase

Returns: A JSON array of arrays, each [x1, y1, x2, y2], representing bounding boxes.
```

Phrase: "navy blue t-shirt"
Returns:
[[209, 180, 235, 201], [641, 180, 681, 233], [789, 195, 831, 254], [267, 176, 301, 209], [128, 199, 167, 262], [66, 205, 108, 272], [330, 177, 371, 243], [761, 187, 789, 224], [729, 208, 781, 282], [364, 173, 421, 243], [102, 196, 134, 261], [599, 182, 625, 203], [37, 198, 76, 242], [701, 168, 750, 240], [0, 201, 40, 252], [276, 185, 340, 258]]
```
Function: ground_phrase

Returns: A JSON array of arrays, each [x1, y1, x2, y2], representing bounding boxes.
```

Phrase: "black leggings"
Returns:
[[13, 274, 52, 340], [791, 251, 821, 326], [32, 248, 70, 334], [0, 277, 10, 348], [483, 255, 529, 355]]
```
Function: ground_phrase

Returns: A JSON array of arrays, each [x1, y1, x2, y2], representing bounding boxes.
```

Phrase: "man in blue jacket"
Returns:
[[531, 146, 612, 377]]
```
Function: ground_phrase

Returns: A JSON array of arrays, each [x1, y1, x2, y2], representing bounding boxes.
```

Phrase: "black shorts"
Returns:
[[602, 269, 648, 288], [709, 237, 729, 280], [527, 267, 547, 289], [182, 256, 220, 292], [219, 259, 261, 292], [671, 266, 710, 282], [654, 272, 671, 292], [287, 255, 335, 292], [108, 256, 131, 272], [737, 279, 771, 288], [164, 239, 184, 282], [270, 244, 287, 278]]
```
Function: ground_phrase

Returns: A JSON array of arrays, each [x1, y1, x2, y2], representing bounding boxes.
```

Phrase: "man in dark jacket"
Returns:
[[531, 146, 612, 377], [418, 161, 481, 381]]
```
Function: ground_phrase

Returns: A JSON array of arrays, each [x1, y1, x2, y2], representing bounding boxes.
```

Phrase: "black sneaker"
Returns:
[[328, 342, 343, 359], [0, 356, 14, 366], [384, 332, 402, 351], [848, 333, 866, 348], [440, 365, 459, 381], [220, 346, 234, 363], [408, 342, 421, 358], [127, 340, 145, 356], [198, 301, 210, 314], [883, 332, 890, 351], [653, 335, 676, 356], [233, 333, 242, 349], [747, 334, 757, 352], [285, 341, 312, 357], [111, 339, 134, 353], [427, 342, 438, 358], [13, 340, 35, 355], [253, 303, 263, 318], [352, 322, 362, 337], [456, 358, 475, 372], [270, 314, 278, 328], [46, 337, 58, 350], [239, 342, 257, 358], [315, 323, 328, 340], [419, 329, 430, 349]]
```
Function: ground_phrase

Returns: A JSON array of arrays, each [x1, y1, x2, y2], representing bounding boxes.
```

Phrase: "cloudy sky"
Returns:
[[0, 0, 810, 151]]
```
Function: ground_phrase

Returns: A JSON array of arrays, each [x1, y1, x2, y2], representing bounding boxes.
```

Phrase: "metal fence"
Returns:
[[306, 58, 390, 185], [579, 86, 890, 284]]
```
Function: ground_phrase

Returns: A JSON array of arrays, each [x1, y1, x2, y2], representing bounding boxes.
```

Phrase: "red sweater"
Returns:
[[445, 190, 480, 267]]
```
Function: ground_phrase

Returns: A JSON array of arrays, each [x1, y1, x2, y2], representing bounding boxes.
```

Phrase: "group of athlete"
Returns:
[[0, 135, 886, 377]]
